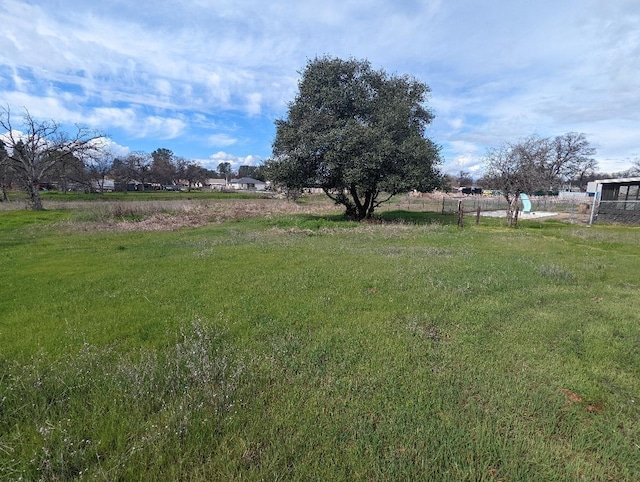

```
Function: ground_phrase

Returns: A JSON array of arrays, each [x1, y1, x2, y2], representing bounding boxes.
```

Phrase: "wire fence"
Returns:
[[378, 194, 591, 216]]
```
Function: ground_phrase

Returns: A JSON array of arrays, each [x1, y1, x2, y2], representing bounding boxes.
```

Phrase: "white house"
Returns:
[[92, 179, 115, 192], [206, 178, 229, 191], [229, 177, 266, 191]]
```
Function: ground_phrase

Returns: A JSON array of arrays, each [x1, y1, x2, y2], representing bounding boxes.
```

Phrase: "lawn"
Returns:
[[1, 199, 639, 480]]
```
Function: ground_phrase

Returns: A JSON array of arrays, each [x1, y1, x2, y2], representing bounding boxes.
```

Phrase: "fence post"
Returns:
[[458, 200, 464, 228], [588, 190, 599, 226], [442, 196, 445, 214], [476, 206, 481, 225]]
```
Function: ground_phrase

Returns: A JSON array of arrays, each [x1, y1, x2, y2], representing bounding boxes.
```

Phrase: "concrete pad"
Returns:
[[480, 211, 559, 219]]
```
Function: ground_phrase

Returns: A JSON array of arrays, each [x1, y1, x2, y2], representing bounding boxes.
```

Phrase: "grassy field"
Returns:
[[1, 198, 639, 480]]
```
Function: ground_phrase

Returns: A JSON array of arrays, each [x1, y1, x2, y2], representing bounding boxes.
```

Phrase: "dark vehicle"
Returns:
[[459, 187, 483, 195]]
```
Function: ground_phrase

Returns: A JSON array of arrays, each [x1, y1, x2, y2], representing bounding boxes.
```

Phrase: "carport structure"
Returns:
[[589, 177, 640, 224]]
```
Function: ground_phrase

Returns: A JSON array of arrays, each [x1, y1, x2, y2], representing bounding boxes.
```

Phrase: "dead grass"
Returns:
[[58, 199, 341, 232]]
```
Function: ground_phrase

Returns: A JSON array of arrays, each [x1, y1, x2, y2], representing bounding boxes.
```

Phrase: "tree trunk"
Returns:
[[344, 204, 359, 220], [28, 183, 44, 210], [366, 201, 376, 219], [505, 193, 522, 227], [507, 196, 519, 227]]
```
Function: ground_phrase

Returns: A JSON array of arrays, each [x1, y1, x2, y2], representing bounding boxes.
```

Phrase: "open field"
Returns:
[[1, 197, 639, 480]]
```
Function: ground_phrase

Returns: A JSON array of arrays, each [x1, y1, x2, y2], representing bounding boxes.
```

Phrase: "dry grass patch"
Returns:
[[57, 199, 341, 232]]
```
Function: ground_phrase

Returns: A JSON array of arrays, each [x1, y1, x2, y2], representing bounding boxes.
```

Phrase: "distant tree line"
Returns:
[[0, 107, 266, 209], [108, 149, 210, 192]]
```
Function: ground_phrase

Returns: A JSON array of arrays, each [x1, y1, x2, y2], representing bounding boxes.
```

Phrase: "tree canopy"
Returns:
[[483, 132, 597, 195], [267, 56, 442, 220]]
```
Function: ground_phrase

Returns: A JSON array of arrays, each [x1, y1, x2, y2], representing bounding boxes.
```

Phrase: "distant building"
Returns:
[[229, 177, 266, 191], [92, 179, 115, 192], [206, 178, 229, 191], [115, 181, 154, 192]]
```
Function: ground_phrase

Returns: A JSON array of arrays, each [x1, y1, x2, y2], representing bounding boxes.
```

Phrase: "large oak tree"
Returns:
[[267, 56, 442, 220]]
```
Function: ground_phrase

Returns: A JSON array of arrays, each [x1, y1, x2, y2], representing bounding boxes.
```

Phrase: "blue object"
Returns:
[[520, 193, 532, 213]]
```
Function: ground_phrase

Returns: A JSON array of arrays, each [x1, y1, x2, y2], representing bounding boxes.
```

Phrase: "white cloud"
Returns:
[[442, 141, 484, 175], [245, 92, 263, 116], [138, 116, 187, 139], [89, 138, 130, 159], [448, 155, 483, 174], [86, 107, 137, 131], [198, 151, 262, 171], [447, 118, 464, 130], [208, 134, 237, 147], [84, 109, 186, 140], [0, 93, 80, 123]]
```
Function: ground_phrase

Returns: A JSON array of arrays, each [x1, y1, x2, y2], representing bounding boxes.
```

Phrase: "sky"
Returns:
[[1, 0, 638, 176]]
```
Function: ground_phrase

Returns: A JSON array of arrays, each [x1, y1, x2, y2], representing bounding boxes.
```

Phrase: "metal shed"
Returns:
[[588, 177, 640, 225]]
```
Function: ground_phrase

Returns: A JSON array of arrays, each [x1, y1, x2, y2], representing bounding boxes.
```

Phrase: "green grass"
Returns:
[[1, 205, 639, 480]]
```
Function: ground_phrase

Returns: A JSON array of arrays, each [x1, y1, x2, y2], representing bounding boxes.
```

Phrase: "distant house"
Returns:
[[206, 178, 229, 191], [229, 177, 266, 191], [92, 179, 115, 192], [589, 177, 640, 224], [117, 181, 154, 192]]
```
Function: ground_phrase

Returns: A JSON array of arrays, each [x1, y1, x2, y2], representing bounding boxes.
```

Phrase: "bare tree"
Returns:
[[483, 143, 527, 226], [174, 157, 189, 185], [0, 107, 105, 209], [49, 151, 89, 193], [549, 132, 597, 189], [88, 149, 115, 193], [484, 132, 597, 226], [150, 148, 177, 185], [120, 151, 152, 191], [217, 162, 233, 182], [625, 159, 640, 177], [456, 170, 473, 187], [183, 161, 208, 191], [0, 140, 12, 201]]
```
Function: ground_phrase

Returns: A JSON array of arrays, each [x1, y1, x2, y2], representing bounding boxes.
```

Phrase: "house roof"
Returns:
[[594, 177, 640, 184]]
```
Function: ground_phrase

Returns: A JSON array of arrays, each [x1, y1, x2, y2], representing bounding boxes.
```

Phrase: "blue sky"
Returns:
[[1, 0, 638, 175]]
